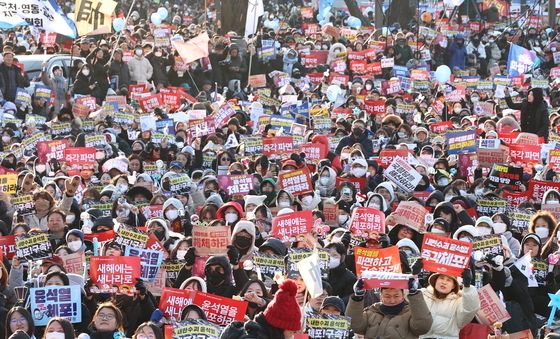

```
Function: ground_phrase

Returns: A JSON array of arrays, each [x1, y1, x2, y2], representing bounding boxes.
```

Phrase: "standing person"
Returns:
[[86, 48, 110, 104], [109, 49, 131, 93], [504, 87, 549, 141], [128, 46, 153, 84], [0, 51, 29, 102], [447, 34, 468, 70], [146, 47, 169, 90], [40, 64, 67, 116]]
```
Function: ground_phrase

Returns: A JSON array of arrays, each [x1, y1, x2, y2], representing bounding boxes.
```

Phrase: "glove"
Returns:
[[65, 175, 81, 196], [487, 254, 504, 271], [341, 231, 352, 248], [411, 258, 423, 275], [408, 277, 419, 294], [150, 309, 164, 323], [135, 278, 147, 296], [353, 278, 366, 297], [184, 247, 196, 266], [462, 268, 472, 288], [379, 234, 390, 248], [227, 245, 240, 266]]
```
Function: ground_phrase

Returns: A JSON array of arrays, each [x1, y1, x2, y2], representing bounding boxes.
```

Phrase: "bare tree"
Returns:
[[219, 0, 250, 34], [344, 0, 372, 26]]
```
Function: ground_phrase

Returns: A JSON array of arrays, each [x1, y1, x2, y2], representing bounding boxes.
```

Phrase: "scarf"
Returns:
[[379, 300, 407, 316]]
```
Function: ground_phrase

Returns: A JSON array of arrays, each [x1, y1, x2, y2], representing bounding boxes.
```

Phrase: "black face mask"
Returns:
[[352, 128, 363, 138], [204, 190, 216, 198], [234, 236, 252, 249], [206, 269, 225, 285]]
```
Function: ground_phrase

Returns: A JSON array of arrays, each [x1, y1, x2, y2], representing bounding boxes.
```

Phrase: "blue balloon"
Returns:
[[157, 7, 168, 20], [151, 12, 162, 26], [434, 65, 451, 83], [347, 16, 361, 29], [112, 18, 125, 33]]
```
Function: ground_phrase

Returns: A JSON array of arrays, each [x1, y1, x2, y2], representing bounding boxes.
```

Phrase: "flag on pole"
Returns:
[[172, 32, 210, 64], [297, 250, 323, 298], [514, 252, 538, 287], [73, 0, 118, 36], [507, 44, 538, 76], [244, 0, 264, 38], [0, 0, 78, 38]]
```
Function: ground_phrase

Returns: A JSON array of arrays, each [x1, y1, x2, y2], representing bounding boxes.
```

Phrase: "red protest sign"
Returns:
[[263, 136, 294, 156], [528, 179, 560, 201], [430, 121, 453, 134], [476, 284, 511, 326], [76, 96, 97, 111], [89, 256, 141, 294], [63, 147, 96, 165], [142, 205, 164, 220], [421, 233, 472, 276], [128, 83, 149, 95], [379, 149, 409, 168], [139, 94, 162, 112], [349, 60, 367, 74], [37, 139, 70, 163], [354, 246, 401, 276], [363, 99, 386, 115], [299, 143, 327, 163], [509, 144, 541, 164], [301, 50, 328, 67], [549, 150, 560, 172], [159, 288, 196, 320], [503, 190, 532, 208], [366, 62, 382, 75], [278, 168, 313, 196], [477, 148, 508, 168], [161, 93, 181, 110], [335, 176, 366, 193], [0, 235, 16, 259], [393, 201, 427, 232], [40, 32, 57, 46], [328, 72, 349, 85], [193, 292, 248, 326], [349, 207, 385, 237], [498, 131, 520, 145], [307, 72, 324, 85], [84, 230, 115, 243], [191, 225, 231, 256], [217, 174, 254, 197], [363, 271, 411, 289], [271, 210, 314, 241], [348, 50, 367, 61]]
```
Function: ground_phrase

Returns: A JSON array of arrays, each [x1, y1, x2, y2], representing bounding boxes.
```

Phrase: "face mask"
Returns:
[[154, 229, 166, 240], [338, 215, 348, 224], [459, 236, 473, 243], [36, 164, 46, 173], [278, 200, 290, 208], [352, 167, 367, 177], [135, 49, 143, 56], [235, 236, 252, 249], [225, 212, 238, 223], [342, 188, 352, 196], [206, 270, 225, 285], [352, 128, 363, 138], [397, 132, 407, 138], [438, 177, 450, 186], [370, 202, 381, 210], [431, 228, 446, 235], [46, 332, 65, 339], [301, 196, 313, 205], [536, 227, 550, 239], [459, 189, 467, 196], [477, 227, 492, 236], [403, 249, 413, 257], [66, 214, 75, 224], [365, 84, 372, 91], [176, 249, 187, 260], [493, 222, 507, 234], [67, 240, 82, 252], [155, 51, 162, 57], [328, 257, 340, 269], [547, 200, 560, 205], [82, 69, 90, 76], [474, 188, 484, 196], [471, 96, 479, 102], [453, 107, 461, 114], [319, 177, 329, 185], [444, 194, 454, 201], [117, 208, 130, 218], [1, 136, 10, 143], [166, 210, 179, 220], [117, 183, 128, 192]]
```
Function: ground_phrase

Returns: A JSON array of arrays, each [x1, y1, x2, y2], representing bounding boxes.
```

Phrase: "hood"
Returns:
[[427, 275, 460, 295], [244, 195, 267, 210], [452, 225, 478, 240], [232, 220, 257, 247], [276, 189, 295, 206], [542, 188, 560, 205], [163, 197, 184, 213], [254, 204, 272, 222], [300, 191, 321, 210], [388, 224, 421, 248], [216, 201, 244, 220], [375, 182, 396, 202], [283, 48, 299, 64], [260, 238, 288, 256], [179, 276, 207, 292], [205, 255, 232, 283], [427, 190, 444, 204], [146, 217, 183, 241], [433, 201, 458, 225], [396, 238, 420, 255], [365, 193, 389, 212]]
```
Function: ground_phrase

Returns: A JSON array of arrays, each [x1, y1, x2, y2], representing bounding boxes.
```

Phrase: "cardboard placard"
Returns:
[[30, 285, 82, 326], [421, 233, 472, 276], [271, 210, 314, 241], [528, 179, 560, 201], [393, 201, 427, 232], [172, 319, 222, 339], [476, 284, 511, 326], [0, 235, 16, 259], [248, 74, 267, 88], [192, 292, 248, 326], [379, 149, 409, 168], [0, 174, 17, 194], [487, 164, 523, 189], [60, 252, 86, 275], [476, 198, 507, 216], [191, 225, 231, 256], [384, 157, 422, 193], [115, 226, 148, 249], [278, 168, 314, 196], [89, 256, 141, 294], [299, 143, 327, 163], [477, 148, 508, 168], [305, 314, 351, 339], [472, 235, 503, 257], [354, 246, 401, 276], [37, 140, 70, 163], [348, 207, 385, 237]]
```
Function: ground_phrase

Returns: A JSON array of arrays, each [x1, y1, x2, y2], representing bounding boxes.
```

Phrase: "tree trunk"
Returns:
[[344, 0, 373, 26], [220, 0, 249, 34]]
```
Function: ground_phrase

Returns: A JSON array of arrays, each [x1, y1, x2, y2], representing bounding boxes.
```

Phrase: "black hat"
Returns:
[[321, 296, 345, 314]]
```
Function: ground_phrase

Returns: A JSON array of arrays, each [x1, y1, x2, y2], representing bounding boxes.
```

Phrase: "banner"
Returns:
[[393, 201, 427, 232], [421, 233, 472, 276], [192, 292, 248, 326], [354, 246, 401, 276], [15, 233, 52, 260], [476, 284, 511, 326], [173, 319, 222, 339], [278, 168, 313, 196], [73, 0, 116, 36], [89, 256, 141, 294], [30, 285, 82, 326], [362, 270, 413, 289], [0, 173, 17, 194], [217, 174, 254, 197], [507, 44, 538, 76], [306, 314, 351, 339], [348, 207, 385, 237], [172, 32, 210, 64], [384, 157, 422, 192], [487, 164, 523, 189], [159, 288, 196, 320], [446, 130, 477, 154], [272, 210, 314, 241], [191, 225, 230, 256], [124, 247, 164, 282]]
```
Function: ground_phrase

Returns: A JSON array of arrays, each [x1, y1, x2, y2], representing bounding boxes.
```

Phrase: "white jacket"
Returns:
[[419, 285, 480, 339], [127, 56, 153, 84]]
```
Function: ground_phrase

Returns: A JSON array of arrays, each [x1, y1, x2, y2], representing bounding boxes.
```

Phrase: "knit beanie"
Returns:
[[263, 279, 302, 331]]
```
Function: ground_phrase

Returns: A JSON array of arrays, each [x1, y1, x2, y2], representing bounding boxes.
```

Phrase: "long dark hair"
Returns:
[[6, 307, 35, 339], [90, 302, 124, 333], [132, 322, 162, 339], [43, 317, 75, 339]]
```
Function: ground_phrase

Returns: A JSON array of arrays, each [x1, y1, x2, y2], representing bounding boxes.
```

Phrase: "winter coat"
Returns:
[[146, 53, 169, 86], [447, 42, 467, 70], [505, 95, 549, 141], [346, 291, 433, 339], [22, 193, 73, 231], [128, 56, 154, 84], [73, 72, 95, 96], [419, 285, 480, 339], [316, 166, 337, 197], [327, 262, 357, 302], [0, 63, 29, 102], [335, 132, 374, 158], [109, 60, 131, 90]]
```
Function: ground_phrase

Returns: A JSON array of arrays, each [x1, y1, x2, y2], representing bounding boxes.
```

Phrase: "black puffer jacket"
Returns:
[[505, 88, 549, 141]]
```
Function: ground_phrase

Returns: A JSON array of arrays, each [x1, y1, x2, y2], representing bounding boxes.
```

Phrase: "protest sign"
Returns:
[[472, 235, 504, 257], [379, 149, 409, 168], [263, 136, 294, 156], [188, 117, 216, 139], [271, 210, 314, 241], [37, 139, 70, 163], [421, 233, 472, 276], [354, 246, 401, 276], [159, 288, 197, 320], [241, 136, 263, 156], [115, 225, 148, 249], [172, 319, 222, 339], [0, 235, 16, 260], [476, 198, 507, 216], [124, 247, 164, 281], [278, 168, 313, 196], [191, 225, 231, 256], [430, 121, 453, 134], [287, 248, 330, 279], [508, 209, 533, 233], [477, 147, 508, 168], [15, 233, 51, 260], [306, 314, 351, 339], [348, 207, 385, 238], [299, 143, 327, 163], [446, 130, 477, 154], [161, 261, 184, 281], [528, 179, 560, 201], [63, 147, 96, 166], [217, 174, 254, 197], [0, 173, 17, 194], [542, 204, 560, 221], [476, 284, 511, 326], [384, 157, 422, 192], [335, 177, 367, 193], [142, 205, 164, 220], [362, 271, 413, 289], [89, 256, 141, 294], [30, 285, 82, 326], [487, 164, 523, 189], [393, 201, 427, 232], [139, 94, 162, 112], [192, 292, 248, 326], [503, 190, 532, 208], [549, 150, 560, 172], [253, 252, 285, 278], [363, 99, 385, 114], [60, 252, 86, 275], [509, 144, 541, 164]]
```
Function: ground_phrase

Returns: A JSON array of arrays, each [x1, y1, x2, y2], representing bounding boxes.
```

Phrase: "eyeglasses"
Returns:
[[220, 158, 232, 162], [97, 313, 115, 320], [10, 318, 27, 325]]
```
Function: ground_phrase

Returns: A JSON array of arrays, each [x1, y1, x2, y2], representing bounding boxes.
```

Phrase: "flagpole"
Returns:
[[109, 0, 137, 64], [246, 0, 259, 86]]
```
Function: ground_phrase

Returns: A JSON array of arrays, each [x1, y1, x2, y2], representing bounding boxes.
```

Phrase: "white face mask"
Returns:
[[453, 107, 461, 114], [459, 236, 473, 243], [225, 212, 238, 223], [135, 49, 143, 56], [444, 194, 454, 201], [166, 209, 179, 220], [474, 188, 484, 196], [278, 200, 290, 208], [176, 249, 188, 260], [477, 227, 492, 236], [397, 132, 407, 139], [46, 332, 65, 339], [431, 228, 446, 235], [66, 214, 75, 224], [82, 69, 90, 76], [459, 189, 467, 196], [493, 222, 507, 234], [536, 227, 550, 239], [370, 202, 381, 210], [1, 136, 10, 143], [547, 200, 560, 205], [36, 164, 47, 173], [338, 215, 348, 224], [319, 177, 329, 185], [301, 196, 313, 205], [67, 240, 82, 252], [155, 51, 162, 57], [117, 183, 128, 192], [352, 167, 367, 177], [328, 257, 340, 269]]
